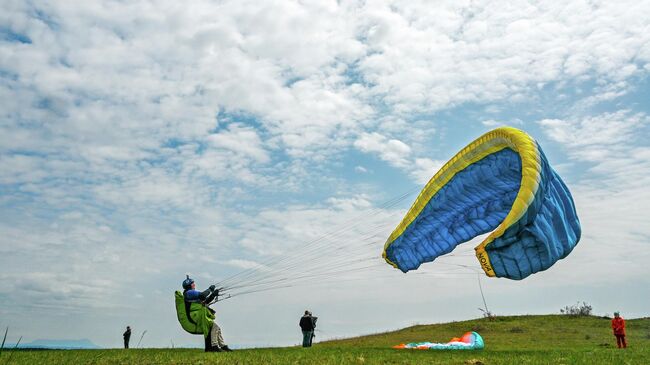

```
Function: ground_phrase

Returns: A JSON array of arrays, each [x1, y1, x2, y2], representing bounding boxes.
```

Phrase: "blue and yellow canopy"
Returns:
[[383, 127, 581, 280]]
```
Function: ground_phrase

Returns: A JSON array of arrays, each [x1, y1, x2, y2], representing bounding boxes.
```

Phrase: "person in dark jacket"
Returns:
[[123, 326, 131, 349], [182, 276, 232, 352], [299, 310, 317, 347]]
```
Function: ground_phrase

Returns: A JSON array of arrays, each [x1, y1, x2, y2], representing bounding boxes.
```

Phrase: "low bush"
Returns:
[[560, 301, 592, 317]]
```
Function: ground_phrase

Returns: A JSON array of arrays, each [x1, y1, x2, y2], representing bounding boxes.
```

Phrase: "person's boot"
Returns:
[[221, 345, 233, 352], [209, 346, 223, 352], [204, 336, 212, 352]]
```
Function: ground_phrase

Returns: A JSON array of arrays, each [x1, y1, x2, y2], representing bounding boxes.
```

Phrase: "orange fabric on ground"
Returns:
[[460, 332, 473, 343]]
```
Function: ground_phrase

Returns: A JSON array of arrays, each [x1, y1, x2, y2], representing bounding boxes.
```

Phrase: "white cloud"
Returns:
[[354, 132, 411, 168], [355, 1, 650, 113], [538, 110, 648, 164], [481, 118, 523, 128], [207, 123, 270, 163], [327, 195, 373, 211], [225, 259, 267, 270], [409, 158, 445, 185]]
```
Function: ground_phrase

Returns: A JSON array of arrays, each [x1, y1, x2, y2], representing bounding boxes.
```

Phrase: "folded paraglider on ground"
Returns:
[[393, 331, 484, 350]]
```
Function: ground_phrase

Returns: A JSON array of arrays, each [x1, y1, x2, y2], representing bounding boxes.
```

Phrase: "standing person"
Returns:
[[299, 310, 317, 347], [123, 326, 131, 349], [611, 312, 627, 349], [182, 276, 233, 352]]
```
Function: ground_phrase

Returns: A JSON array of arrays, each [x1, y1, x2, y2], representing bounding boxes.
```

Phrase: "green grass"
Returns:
[[2, 315, 648, 364]]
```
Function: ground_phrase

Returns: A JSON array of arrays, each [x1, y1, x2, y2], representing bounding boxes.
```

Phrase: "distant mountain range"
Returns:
[[4, 339, 101, 349]]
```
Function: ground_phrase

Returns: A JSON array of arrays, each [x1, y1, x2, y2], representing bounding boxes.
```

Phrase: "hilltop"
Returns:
[[323, 314, 650, 349]]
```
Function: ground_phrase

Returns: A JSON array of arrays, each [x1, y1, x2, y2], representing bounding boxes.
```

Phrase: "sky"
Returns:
[[1, 0, 649, 349]]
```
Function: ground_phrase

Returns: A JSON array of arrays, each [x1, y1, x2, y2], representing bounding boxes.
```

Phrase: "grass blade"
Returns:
[[137, 330, 147, 348], [4, 336, 21, 365], [0, 326, 8, 355]]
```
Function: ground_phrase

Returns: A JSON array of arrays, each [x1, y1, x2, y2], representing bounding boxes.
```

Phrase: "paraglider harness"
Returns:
[[175, 286, 230, 338]]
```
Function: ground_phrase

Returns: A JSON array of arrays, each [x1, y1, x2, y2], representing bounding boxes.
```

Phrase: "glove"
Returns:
[[209, 285, 220, 297]]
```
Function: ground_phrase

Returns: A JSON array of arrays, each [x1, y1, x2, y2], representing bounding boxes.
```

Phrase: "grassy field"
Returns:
[[2, 315, 648, 364]]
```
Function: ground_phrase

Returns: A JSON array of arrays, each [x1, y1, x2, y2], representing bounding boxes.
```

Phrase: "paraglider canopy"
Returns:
[[383, 127, 581, 280]]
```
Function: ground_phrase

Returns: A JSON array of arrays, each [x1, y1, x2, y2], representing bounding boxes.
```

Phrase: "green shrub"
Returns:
[[560, 301, 592, 317]]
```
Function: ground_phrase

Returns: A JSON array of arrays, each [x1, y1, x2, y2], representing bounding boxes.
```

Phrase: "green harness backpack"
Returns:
[[174, 291, 215, 338]]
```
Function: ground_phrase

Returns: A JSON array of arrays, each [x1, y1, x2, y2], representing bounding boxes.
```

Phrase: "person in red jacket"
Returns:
[[611, 312, 626, 349]]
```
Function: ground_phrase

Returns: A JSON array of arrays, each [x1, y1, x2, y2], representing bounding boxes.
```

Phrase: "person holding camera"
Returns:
[[299, 310, 317, 347]]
